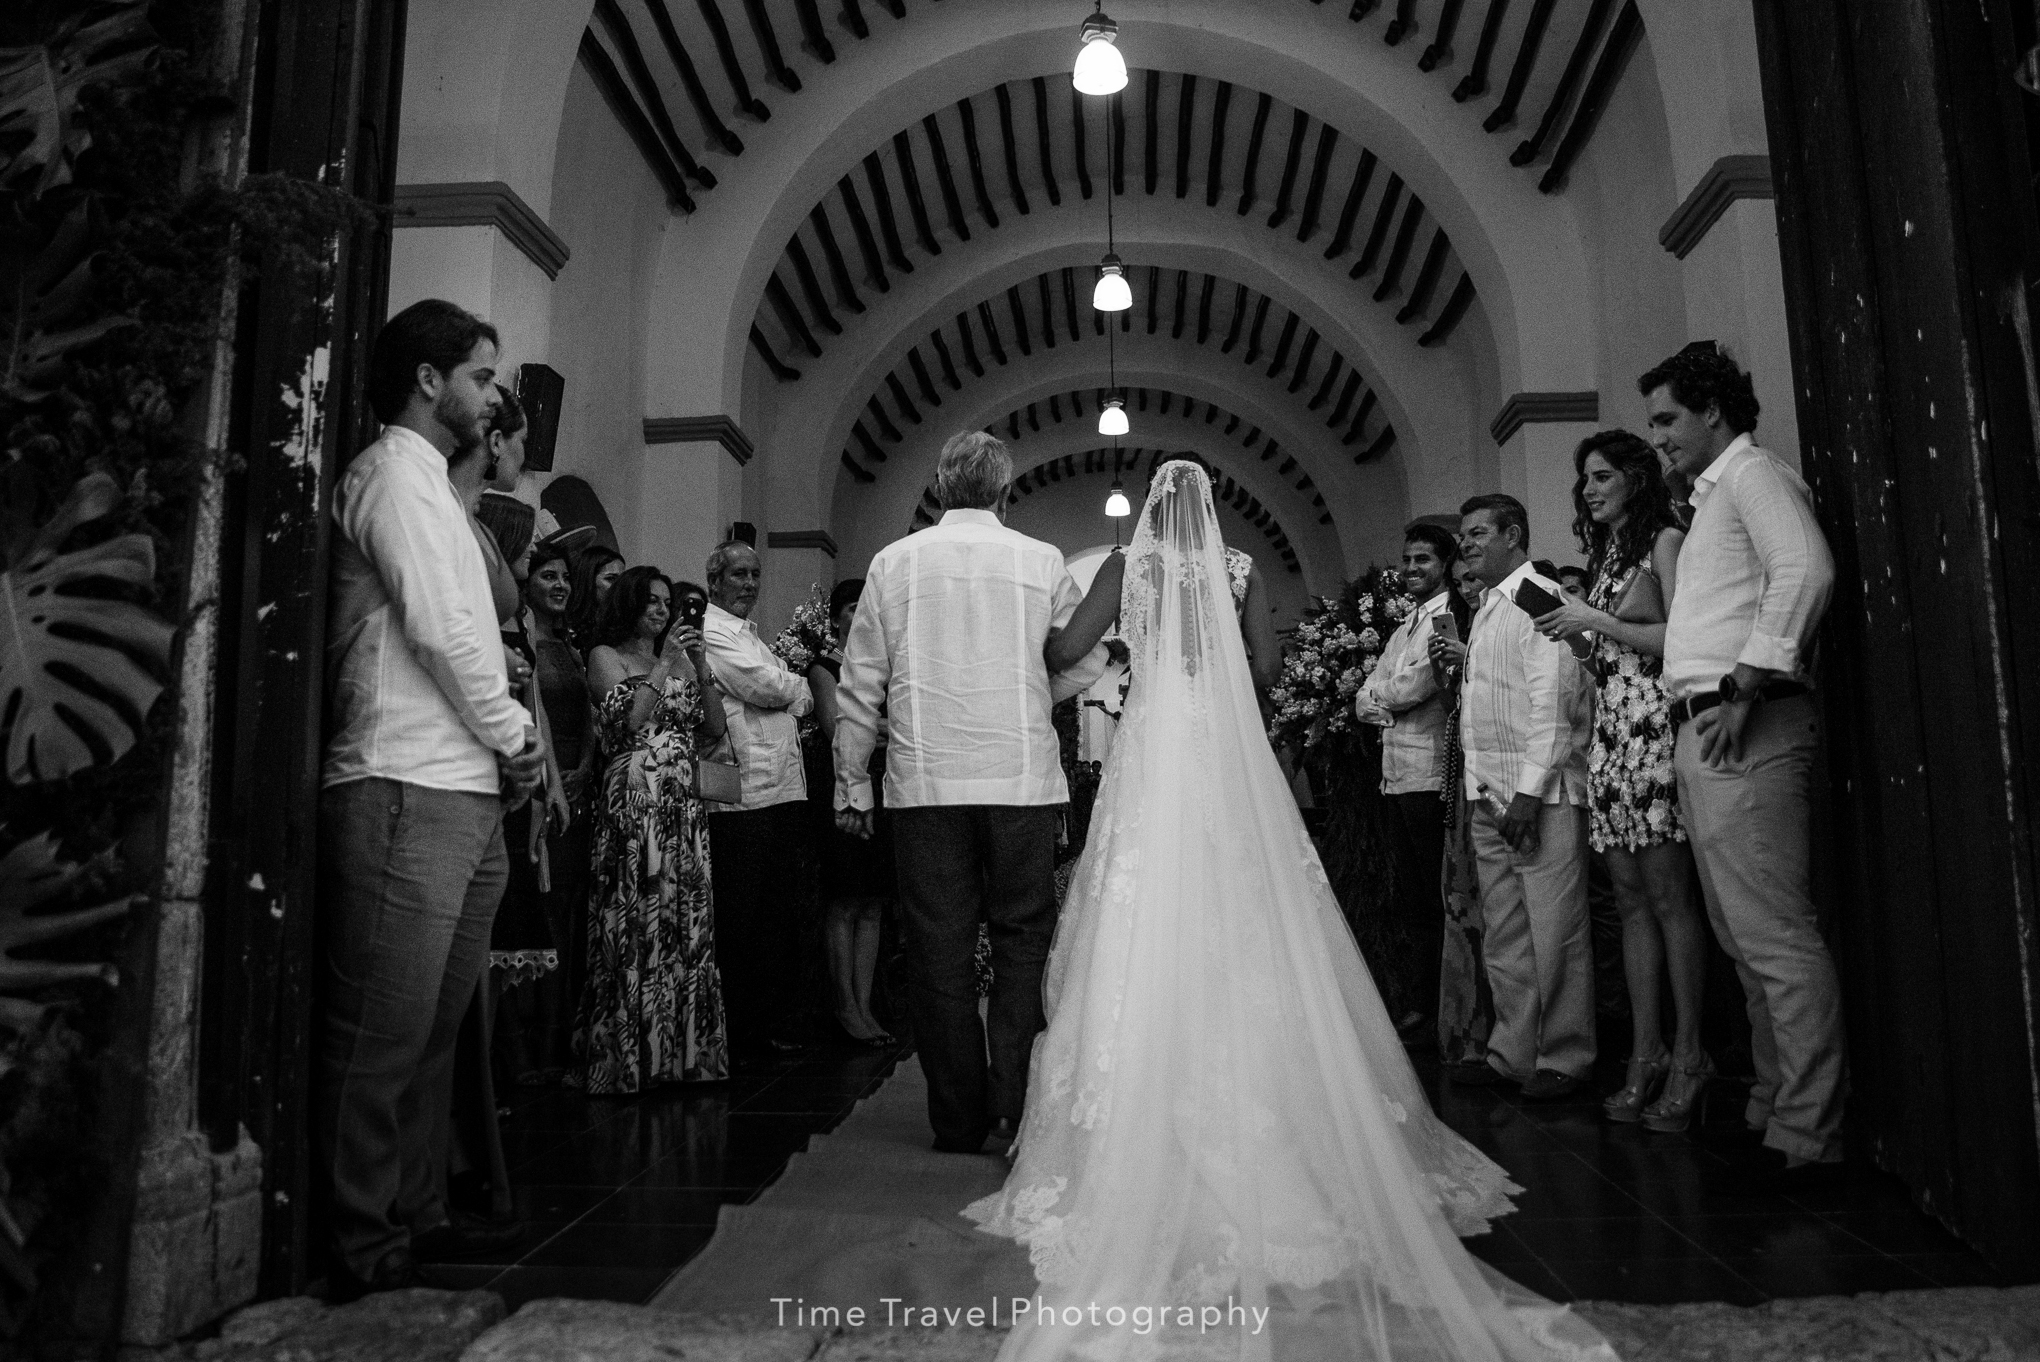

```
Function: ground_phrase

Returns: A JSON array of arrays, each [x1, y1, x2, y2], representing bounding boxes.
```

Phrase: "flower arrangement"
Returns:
[[1266, 566, 1415, 753], [770, 584, 837, 674]]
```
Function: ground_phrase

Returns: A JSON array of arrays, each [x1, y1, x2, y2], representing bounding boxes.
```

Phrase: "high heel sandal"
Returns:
[[1602, 1053, 1671, 1124], [1641, 1054, 1716, 1134]]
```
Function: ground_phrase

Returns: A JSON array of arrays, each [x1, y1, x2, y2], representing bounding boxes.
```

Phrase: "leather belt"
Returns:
[[1669, 681, 1809, 727]]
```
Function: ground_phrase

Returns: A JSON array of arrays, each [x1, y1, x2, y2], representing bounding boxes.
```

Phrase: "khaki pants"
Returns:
[[1470, 801, 1596, 1080], [1675, 694, 1845, 1163]]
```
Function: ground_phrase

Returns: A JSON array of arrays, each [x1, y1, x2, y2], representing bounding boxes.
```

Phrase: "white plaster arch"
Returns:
[[641, 0, 1602, 426], [762, 233, 1477, 550], [830, 350, 1410, 578]]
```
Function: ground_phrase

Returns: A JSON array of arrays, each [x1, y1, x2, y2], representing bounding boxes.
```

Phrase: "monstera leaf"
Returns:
[[2, 197, 132, 403], [0, 473, 173, 784], [0, 1, 156, 196], [0, 831, 133, 998]]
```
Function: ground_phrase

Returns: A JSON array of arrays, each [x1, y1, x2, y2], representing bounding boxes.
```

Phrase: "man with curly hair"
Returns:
[[1644, 341, 1841, 1190]]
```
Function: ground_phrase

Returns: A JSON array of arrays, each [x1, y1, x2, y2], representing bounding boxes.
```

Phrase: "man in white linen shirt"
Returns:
[[834, 431, 1110, 1153], [1645, 342, 1842, 1186], [317, 300, 544, 1298], [1450, 493, 1596, 1100], [1353, 521, 1466, 1036], [700, 540, 815, 1065]]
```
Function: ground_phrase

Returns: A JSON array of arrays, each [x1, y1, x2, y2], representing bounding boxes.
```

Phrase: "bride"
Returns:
[[964, 461, 1616, 1362]]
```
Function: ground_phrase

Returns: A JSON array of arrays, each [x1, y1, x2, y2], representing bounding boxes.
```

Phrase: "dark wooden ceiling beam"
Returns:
[[784, 236, 841, 334], [1265, 110, 1310, 230], [1420, 0, 1467, 71], [1384, 0, 1418, 45], [750, 323, 799, 379], [594, 0, 716, 189], [1374, 196, 1425, 300], [875, 0, 904, 19], [1538, 1, 1643, 192], [1205, 80, 1232, 207], [792, 0, 834, 62], [957, 97, 1001, 229], [891, 130, 941, 255], [1070, 389, 1086, 419], [1352, 172, 1405, 277], [1036, 274, 1057, 349], [1049, 394, 1063, 424], [1356, 426, 1397, 462], [1031, 77, 1062, 207], [1196, 274, 1216, 343], [921, 113, 971, 242], [840, 451, 875, 483], [1141, 69, 1161, 194], [836, 175, 889, 292], [929, 327, 962, 389], [1170, 269, 1189, 340], [577, 30, 698, 210], [1243, 294, 1272, 364], [1222, 413, 1241, 436], [1419, 271, 1478, 346], [1144, 265, 1161, 335], [1286, 329, 1321, 392], [954, 311, 985, 375], [1006, 285, 1033, 357], [739, 0, 800, 92], [1454, 0, 1510, 100], [1071, 87, 1094, 199], [1511, 0, 1611, 164], [1061, 268, 1082, 342], [808, 204, 864, 314], [1264, 313, 1301, 378], [1308, 352, 1345, 408], [1327, 370, 1363, 425], [693, 0, 771, 120], [907, 347, 942, 406], [764, 273, 822, 355], [869, 390, 905, 437], [1237, 92, 1273, 216], [1295, 124, 1338, 241], [1174, 74, 1198, 198], [640, 0, 743, 155], [862, 153, 914, 273], [1398, 228, 1451, 322], [994, 83, 1032, 215], [1485, 0, 1556, 132], [852, 420, 886, 462], [1024, 402, 1038, 433], [1221, 284, 1250, 352], [840, 0, 868, 40], [1158, 391, 1173, 417], [1324, 149, 1377, 258]]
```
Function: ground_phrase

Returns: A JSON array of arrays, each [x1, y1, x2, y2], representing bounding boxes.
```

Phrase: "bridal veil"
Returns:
[[965, 462, 1616, 1362]]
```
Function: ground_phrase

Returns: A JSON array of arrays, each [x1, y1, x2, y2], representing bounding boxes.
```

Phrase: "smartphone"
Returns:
[[1433, 611, 1459, 644], [677, 594, 707, 629], [1514, 578, 1593, 661]]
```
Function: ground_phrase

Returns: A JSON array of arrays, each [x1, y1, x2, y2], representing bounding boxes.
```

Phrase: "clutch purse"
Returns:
[[691, 757, 742, 805], [1611, 565, 1666, 624]]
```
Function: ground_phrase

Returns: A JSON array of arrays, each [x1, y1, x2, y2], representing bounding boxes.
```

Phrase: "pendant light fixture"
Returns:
[[1104, 481, 1131, 518], [1099, 397, 1129, 437], [1093, 253, 1131, 312], [1072, 4, 1128, 96]]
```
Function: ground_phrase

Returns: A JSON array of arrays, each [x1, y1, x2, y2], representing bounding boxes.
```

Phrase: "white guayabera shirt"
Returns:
[[834, 509, 1110, 812]]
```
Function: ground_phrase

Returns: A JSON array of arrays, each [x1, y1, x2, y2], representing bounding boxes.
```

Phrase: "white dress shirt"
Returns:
[[1354, 590, 1451, 795], [834, 509, 1109, 812], [323, 425, 533, 795], [1459, 561, 1592, 806], [1663, 435, 1835, 701], [702, 602, 813, 812]]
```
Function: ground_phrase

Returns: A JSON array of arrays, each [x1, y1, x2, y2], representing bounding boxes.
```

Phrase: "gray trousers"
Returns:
[[1471, 800, 1596, 1081], [1675, 694, 1845, 1163], [317, 777, 506, 1278]]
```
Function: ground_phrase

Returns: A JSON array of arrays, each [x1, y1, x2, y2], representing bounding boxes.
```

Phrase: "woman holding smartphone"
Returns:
[[577, 567, 731, 1092], [1531, 430, 1708, 1131]]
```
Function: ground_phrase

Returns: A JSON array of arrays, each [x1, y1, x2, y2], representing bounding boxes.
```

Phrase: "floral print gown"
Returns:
[[1584, 556, 1685, 852], [574, 675, 728, 1092]]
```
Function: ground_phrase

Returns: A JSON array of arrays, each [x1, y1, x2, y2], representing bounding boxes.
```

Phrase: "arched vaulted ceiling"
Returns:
[[450, 0, 1653, 566]]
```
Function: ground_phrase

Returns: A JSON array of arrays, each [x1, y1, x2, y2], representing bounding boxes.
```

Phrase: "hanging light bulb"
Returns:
[[1099, 398, 1129, 437], [1072, 7, 1127, 96], [1104, 480, 1131, 518], [1092, 253, 1132, 312]]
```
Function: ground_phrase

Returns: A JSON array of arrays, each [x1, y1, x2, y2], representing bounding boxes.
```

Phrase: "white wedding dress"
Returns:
[[965, 464, 1617, 1362]]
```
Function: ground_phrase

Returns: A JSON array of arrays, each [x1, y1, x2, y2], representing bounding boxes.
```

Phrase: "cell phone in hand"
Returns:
[[677, 594, 707, 629], [1432, 611, 1459, 644], [1513, 577, 1594, 661]]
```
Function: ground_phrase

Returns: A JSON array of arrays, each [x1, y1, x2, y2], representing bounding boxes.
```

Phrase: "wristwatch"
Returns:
[[1718, 673, 1742, 705]]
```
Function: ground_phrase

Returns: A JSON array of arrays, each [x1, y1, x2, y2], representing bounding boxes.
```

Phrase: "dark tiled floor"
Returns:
[[1415, 1046, 2026, 1305], [434, 1040, 2024, 1311]]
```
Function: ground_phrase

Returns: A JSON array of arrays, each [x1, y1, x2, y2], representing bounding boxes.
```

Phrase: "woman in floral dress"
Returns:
[[1534, 430, 1710, 1131], [577, 566, 730, 1092]]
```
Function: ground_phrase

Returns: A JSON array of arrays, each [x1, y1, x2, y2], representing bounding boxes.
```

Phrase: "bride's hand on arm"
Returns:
[[1045, 549, 1127, 674]]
